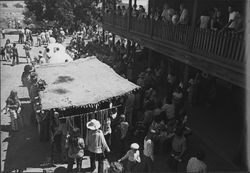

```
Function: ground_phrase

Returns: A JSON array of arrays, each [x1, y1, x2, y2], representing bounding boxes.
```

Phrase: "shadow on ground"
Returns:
[[3, 102, 51, 173], [0, 125, 12, 133]]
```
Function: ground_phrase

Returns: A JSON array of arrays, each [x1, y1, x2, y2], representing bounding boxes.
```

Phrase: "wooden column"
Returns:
[[191, 0, 198, 28], [150, 0, 155, 38], [112, 0, 116, 25], [127, 0, 132, 32], [189, 0, 198, 50]]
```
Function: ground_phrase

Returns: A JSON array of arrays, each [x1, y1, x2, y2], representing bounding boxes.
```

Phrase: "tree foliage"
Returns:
[[24, 0, 98, 28]]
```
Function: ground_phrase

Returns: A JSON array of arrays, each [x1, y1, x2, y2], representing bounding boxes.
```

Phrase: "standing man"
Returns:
[[142, 130, 156, 172], [11, 43, 19, 66], [86, 119, 110, 173], [125, 93, 135, 128], [178, 4, 189, 25], [23, 41, 32, 63]]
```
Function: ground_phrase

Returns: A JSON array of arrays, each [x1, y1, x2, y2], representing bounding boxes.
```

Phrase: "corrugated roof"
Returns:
[[36, 56, 140, 110]]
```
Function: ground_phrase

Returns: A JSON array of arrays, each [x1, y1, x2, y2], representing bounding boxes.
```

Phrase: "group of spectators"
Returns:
[[62, 23, 212, 171], [198, 6, 244, 33], [1, 39, 20, 66], [105, 2, 244, 33], [36, 27, 67, 46]]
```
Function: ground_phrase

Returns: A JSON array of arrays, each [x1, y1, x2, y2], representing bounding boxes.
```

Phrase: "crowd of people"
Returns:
[[44, 22, 210, 172], [105, 3, 244, 33], [0, 17, 213, 173]]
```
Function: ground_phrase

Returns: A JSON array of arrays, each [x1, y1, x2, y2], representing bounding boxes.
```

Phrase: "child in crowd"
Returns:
[[5, 39, 12, 62], [11, 43, 19, 66], [23, 41, 32, 63]]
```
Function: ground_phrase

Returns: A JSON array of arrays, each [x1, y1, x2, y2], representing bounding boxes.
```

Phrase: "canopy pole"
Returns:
[[81, 116, 83, 137]]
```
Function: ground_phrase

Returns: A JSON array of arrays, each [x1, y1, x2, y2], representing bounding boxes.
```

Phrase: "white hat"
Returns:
[[54, 112, 59, 119], [130, 143, 139, 150], [86, 119, 101, 130]]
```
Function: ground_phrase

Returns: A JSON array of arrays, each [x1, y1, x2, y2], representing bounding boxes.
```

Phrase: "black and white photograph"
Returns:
[[0, 0, 250, 172]]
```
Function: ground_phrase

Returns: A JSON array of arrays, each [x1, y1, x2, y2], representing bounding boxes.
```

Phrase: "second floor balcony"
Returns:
[[103, 13, 246, 87]]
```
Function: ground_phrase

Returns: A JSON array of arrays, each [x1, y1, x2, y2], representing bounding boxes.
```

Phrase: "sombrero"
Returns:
[[86, 119, 101, 130]]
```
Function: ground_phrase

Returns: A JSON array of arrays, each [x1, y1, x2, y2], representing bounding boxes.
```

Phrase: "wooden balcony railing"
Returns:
[[114, 15, 127, 30], [193, 29, 245, 64], [103, 13, 245, 65]]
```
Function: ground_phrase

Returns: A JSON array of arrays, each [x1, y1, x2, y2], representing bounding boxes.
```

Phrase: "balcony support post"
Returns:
[[189, 0, 198, 50], [127, 0, 132, 32], [112, 0, 116, 26], [150, 0, 155, 38]]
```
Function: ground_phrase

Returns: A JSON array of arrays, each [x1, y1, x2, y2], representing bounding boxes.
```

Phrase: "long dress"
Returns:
[[6, 98, 22, 131]]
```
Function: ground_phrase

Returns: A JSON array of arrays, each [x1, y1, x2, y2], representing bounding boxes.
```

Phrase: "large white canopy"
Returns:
[[36, 56, 140, 110]]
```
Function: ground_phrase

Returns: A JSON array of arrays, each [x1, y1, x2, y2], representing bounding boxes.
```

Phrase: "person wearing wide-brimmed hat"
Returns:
[[118, 143, 141, 172], [86, 119, 110, 173]]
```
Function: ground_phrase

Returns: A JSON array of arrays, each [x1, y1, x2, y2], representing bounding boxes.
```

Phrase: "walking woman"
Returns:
[[66, 128, 85, 172], [5, 90, 23, 131]]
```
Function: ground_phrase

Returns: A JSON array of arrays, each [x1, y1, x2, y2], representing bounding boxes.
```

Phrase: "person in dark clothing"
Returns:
[[11, 43, 19, 66], [66, 128, 85, 172]]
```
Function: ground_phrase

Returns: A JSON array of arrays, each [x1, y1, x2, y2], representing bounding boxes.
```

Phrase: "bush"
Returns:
[[14, 3, 24, 8], [2, 3, 8, 8]]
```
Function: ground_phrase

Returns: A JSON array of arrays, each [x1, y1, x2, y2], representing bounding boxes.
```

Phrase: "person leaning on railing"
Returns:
[[177, 4, 189, 25]]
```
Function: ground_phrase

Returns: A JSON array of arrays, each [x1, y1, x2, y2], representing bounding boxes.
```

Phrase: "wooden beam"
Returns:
[[191, 0, 198, 28]]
